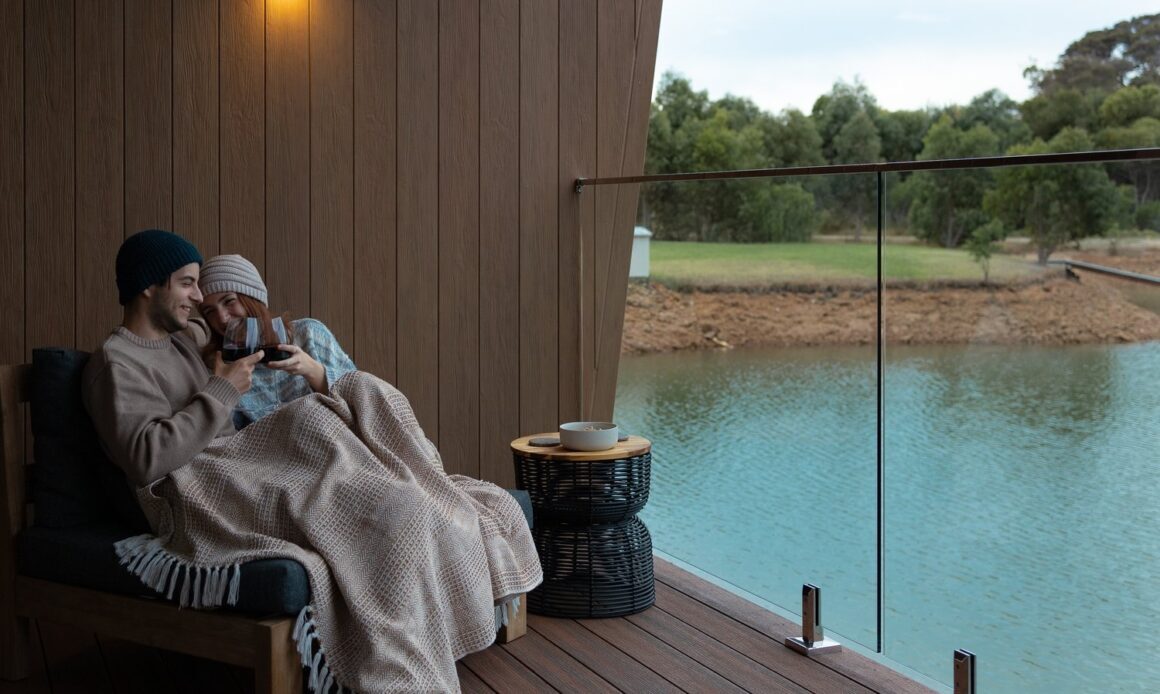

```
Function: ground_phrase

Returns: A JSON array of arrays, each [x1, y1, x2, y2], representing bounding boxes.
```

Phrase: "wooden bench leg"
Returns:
[[0, 613, 30, 681], [254, 617, 303, 694], [496, 593, 526, 643]]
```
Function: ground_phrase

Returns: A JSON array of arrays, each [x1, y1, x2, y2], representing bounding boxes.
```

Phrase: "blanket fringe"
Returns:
[[113, 534, 241, 610], [293, 605, 348, 693], [116, 537, 346, 692], [494, 595, 521, 630]]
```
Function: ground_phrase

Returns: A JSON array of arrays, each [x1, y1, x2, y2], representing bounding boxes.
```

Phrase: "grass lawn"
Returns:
[[648, 240, 1045, 286]]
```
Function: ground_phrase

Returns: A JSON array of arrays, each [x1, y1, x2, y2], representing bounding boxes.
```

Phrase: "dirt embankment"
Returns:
[[622, 250, 1160, 355]]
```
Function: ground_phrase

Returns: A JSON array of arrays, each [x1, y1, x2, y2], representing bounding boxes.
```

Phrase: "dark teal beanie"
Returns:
[[115, 229, 204, 305]]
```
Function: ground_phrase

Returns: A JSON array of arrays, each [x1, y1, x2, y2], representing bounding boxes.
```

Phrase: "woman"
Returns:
[[197, 254, 356, 427]]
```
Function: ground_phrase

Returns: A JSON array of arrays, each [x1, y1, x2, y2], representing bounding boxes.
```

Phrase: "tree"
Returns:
[[908, 116, 1000, 248], [642, 73, 713, 239], [1025, 13, 1160, 97], [652, 71, 710, 132], [1099, 84, 1160, 127], [830, 110, 882, 241], [736, 183, 818, 242], [759, 108, 824, 168], [642, 73, 824, 242], [984, 128, 1122, 264], [875, 108, 935, 163], [1097, 115, 1160, 206], [965, 221, 1006, 284], [1020, 88, 1102, 140], [958, 89, 1031, 151], [811, 80, 880, 163]]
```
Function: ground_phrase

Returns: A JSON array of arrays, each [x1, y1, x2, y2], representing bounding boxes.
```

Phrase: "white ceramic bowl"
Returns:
[[559, 421, 619, 451]]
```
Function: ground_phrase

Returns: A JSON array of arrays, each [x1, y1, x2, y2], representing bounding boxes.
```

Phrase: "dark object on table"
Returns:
[[529, 436, 560, 447]]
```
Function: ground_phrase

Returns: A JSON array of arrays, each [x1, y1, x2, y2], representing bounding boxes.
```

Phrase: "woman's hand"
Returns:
[[267, 344, 328, 393]]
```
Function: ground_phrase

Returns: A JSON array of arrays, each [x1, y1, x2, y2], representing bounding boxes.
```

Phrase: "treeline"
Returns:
[[641, 13, 1160, 263]]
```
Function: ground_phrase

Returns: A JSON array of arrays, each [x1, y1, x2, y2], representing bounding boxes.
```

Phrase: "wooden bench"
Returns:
[[0, 362, 525, 692]]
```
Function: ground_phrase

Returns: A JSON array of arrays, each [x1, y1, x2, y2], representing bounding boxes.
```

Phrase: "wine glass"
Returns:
[[222, 316, 292, 363]]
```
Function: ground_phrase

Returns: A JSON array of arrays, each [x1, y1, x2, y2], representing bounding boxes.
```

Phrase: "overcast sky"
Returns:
[[653, 0, 1159, 114]]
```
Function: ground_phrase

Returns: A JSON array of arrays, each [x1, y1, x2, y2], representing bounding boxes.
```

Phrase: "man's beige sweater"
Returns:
[[82, 324, 241, 487]]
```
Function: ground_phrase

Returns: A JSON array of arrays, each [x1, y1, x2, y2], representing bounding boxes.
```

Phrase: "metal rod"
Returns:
[[1047, 258, 1160, 285], [876, 171, 885, 654], [574, 147, 1160, 190], [784, 584, 842, 655], [802, 583, 823, 644], [953, 649, 976, 694]]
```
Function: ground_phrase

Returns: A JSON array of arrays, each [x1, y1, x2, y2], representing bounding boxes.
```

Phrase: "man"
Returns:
[[82, 229, 265, 486], [82, 229, 541, 692]]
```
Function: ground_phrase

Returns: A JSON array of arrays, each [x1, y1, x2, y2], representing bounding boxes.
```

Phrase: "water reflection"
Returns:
[[909, 344, 1115, 430]]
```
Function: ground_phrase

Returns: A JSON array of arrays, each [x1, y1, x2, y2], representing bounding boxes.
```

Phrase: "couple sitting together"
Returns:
[[81, 229, 542, 692]]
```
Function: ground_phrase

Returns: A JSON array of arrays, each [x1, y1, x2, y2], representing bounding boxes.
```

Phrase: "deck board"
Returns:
[[496, 628, 618, 693], [0, 558, 936, 694], [455, 661, 494, 693], [526, 612, 682, 693], [625, 604, 809, 694], [651, 581, 873, 693], [458, 643, 554, 693], [577, 616, 748, 693], [655, 559, 934, 694]]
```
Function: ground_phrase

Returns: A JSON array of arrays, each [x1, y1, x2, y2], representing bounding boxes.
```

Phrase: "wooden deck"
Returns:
[[0, 558, 934, 693]]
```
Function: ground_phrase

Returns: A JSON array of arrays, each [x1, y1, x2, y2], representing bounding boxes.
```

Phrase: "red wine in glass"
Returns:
[[222, 346, 293, 363], [222, 317, 292, 363]]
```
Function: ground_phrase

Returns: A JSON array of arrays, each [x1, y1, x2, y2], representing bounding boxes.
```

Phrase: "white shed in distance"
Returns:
[[630, 226, 652, 278]]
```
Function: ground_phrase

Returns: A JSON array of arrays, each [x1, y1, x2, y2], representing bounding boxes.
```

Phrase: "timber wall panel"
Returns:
[[478, 0, 520, 487], [353, 0, 397, 383], [218, 0, 264, 264], [124, 0, 172, 232], [0, 0, 22, 364], [592, 0, 634, 420], [173, 0, 220, 260], [1, 0, 660, 482], [75, 0, 124, 350], [310, 0, 355, 349], [396, 0, 440, 440], [265, 0, 310, 320], [25, 0, 74, 353], [558, 0, 597, 423], [438, 0, 481, 478], [593, 0, 661, 418], [518, 0, 559, 438]]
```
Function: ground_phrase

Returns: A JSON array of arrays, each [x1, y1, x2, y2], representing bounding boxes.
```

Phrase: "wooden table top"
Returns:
[[511, 433, 651, 461]]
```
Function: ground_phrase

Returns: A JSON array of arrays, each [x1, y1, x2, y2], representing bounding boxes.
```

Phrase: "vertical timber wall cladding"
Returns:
[[0, 0, 661, 485]]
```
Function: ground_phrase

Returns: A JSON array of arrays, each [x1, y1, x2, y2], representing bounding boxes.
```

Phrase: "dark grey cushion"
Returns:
[[17, 523, 310, 615], [30, 348, 148, 531], [18, 491, 533, 616], [509, 488, 533, 529]]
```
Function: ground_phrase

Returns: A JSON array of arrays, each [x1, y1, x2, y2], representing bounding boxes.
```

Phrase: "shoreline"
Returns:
[[621, 251, 1160, 355]]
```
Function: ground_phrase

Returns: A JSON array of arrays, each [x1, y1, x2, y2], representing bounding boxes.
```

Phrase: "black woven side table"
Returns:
[[512, 434, 654, 618]]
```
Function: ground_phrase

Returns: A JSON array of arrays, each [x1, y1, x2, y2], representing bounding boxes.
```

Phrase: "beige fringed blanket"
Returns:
[[114, 372, 542, 692]]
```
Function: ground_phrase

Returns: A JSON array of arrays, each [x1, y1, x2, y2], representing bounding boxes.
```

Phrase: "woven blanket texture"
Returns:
[[119, 371, 542, 692]]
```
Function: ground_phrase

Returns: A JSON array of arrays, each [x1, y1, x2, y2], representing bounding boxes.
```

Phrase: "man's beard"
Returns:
[[148, 295, 185, 334]]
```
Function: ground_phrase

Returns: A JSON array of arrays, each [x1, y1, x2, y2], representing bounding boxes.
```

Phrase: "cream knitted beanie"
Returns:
[[199, 254, 269, 306]]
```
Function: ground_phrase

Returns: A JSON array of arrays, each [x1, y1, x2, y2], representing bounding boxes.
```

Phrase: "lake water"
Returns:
[[615, 342, 1160, 693]]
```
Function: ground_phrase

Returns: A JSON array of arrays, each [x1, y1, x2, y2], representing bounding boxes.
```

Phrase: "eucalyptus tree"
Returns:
[[908, 116, 1000, 248], [985, 128, 1122, 264]]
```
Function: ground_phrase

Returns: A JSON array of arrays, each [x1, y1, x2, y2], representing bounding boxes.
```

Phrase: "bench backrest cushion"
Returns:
[[30, 348, 148, 531]]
